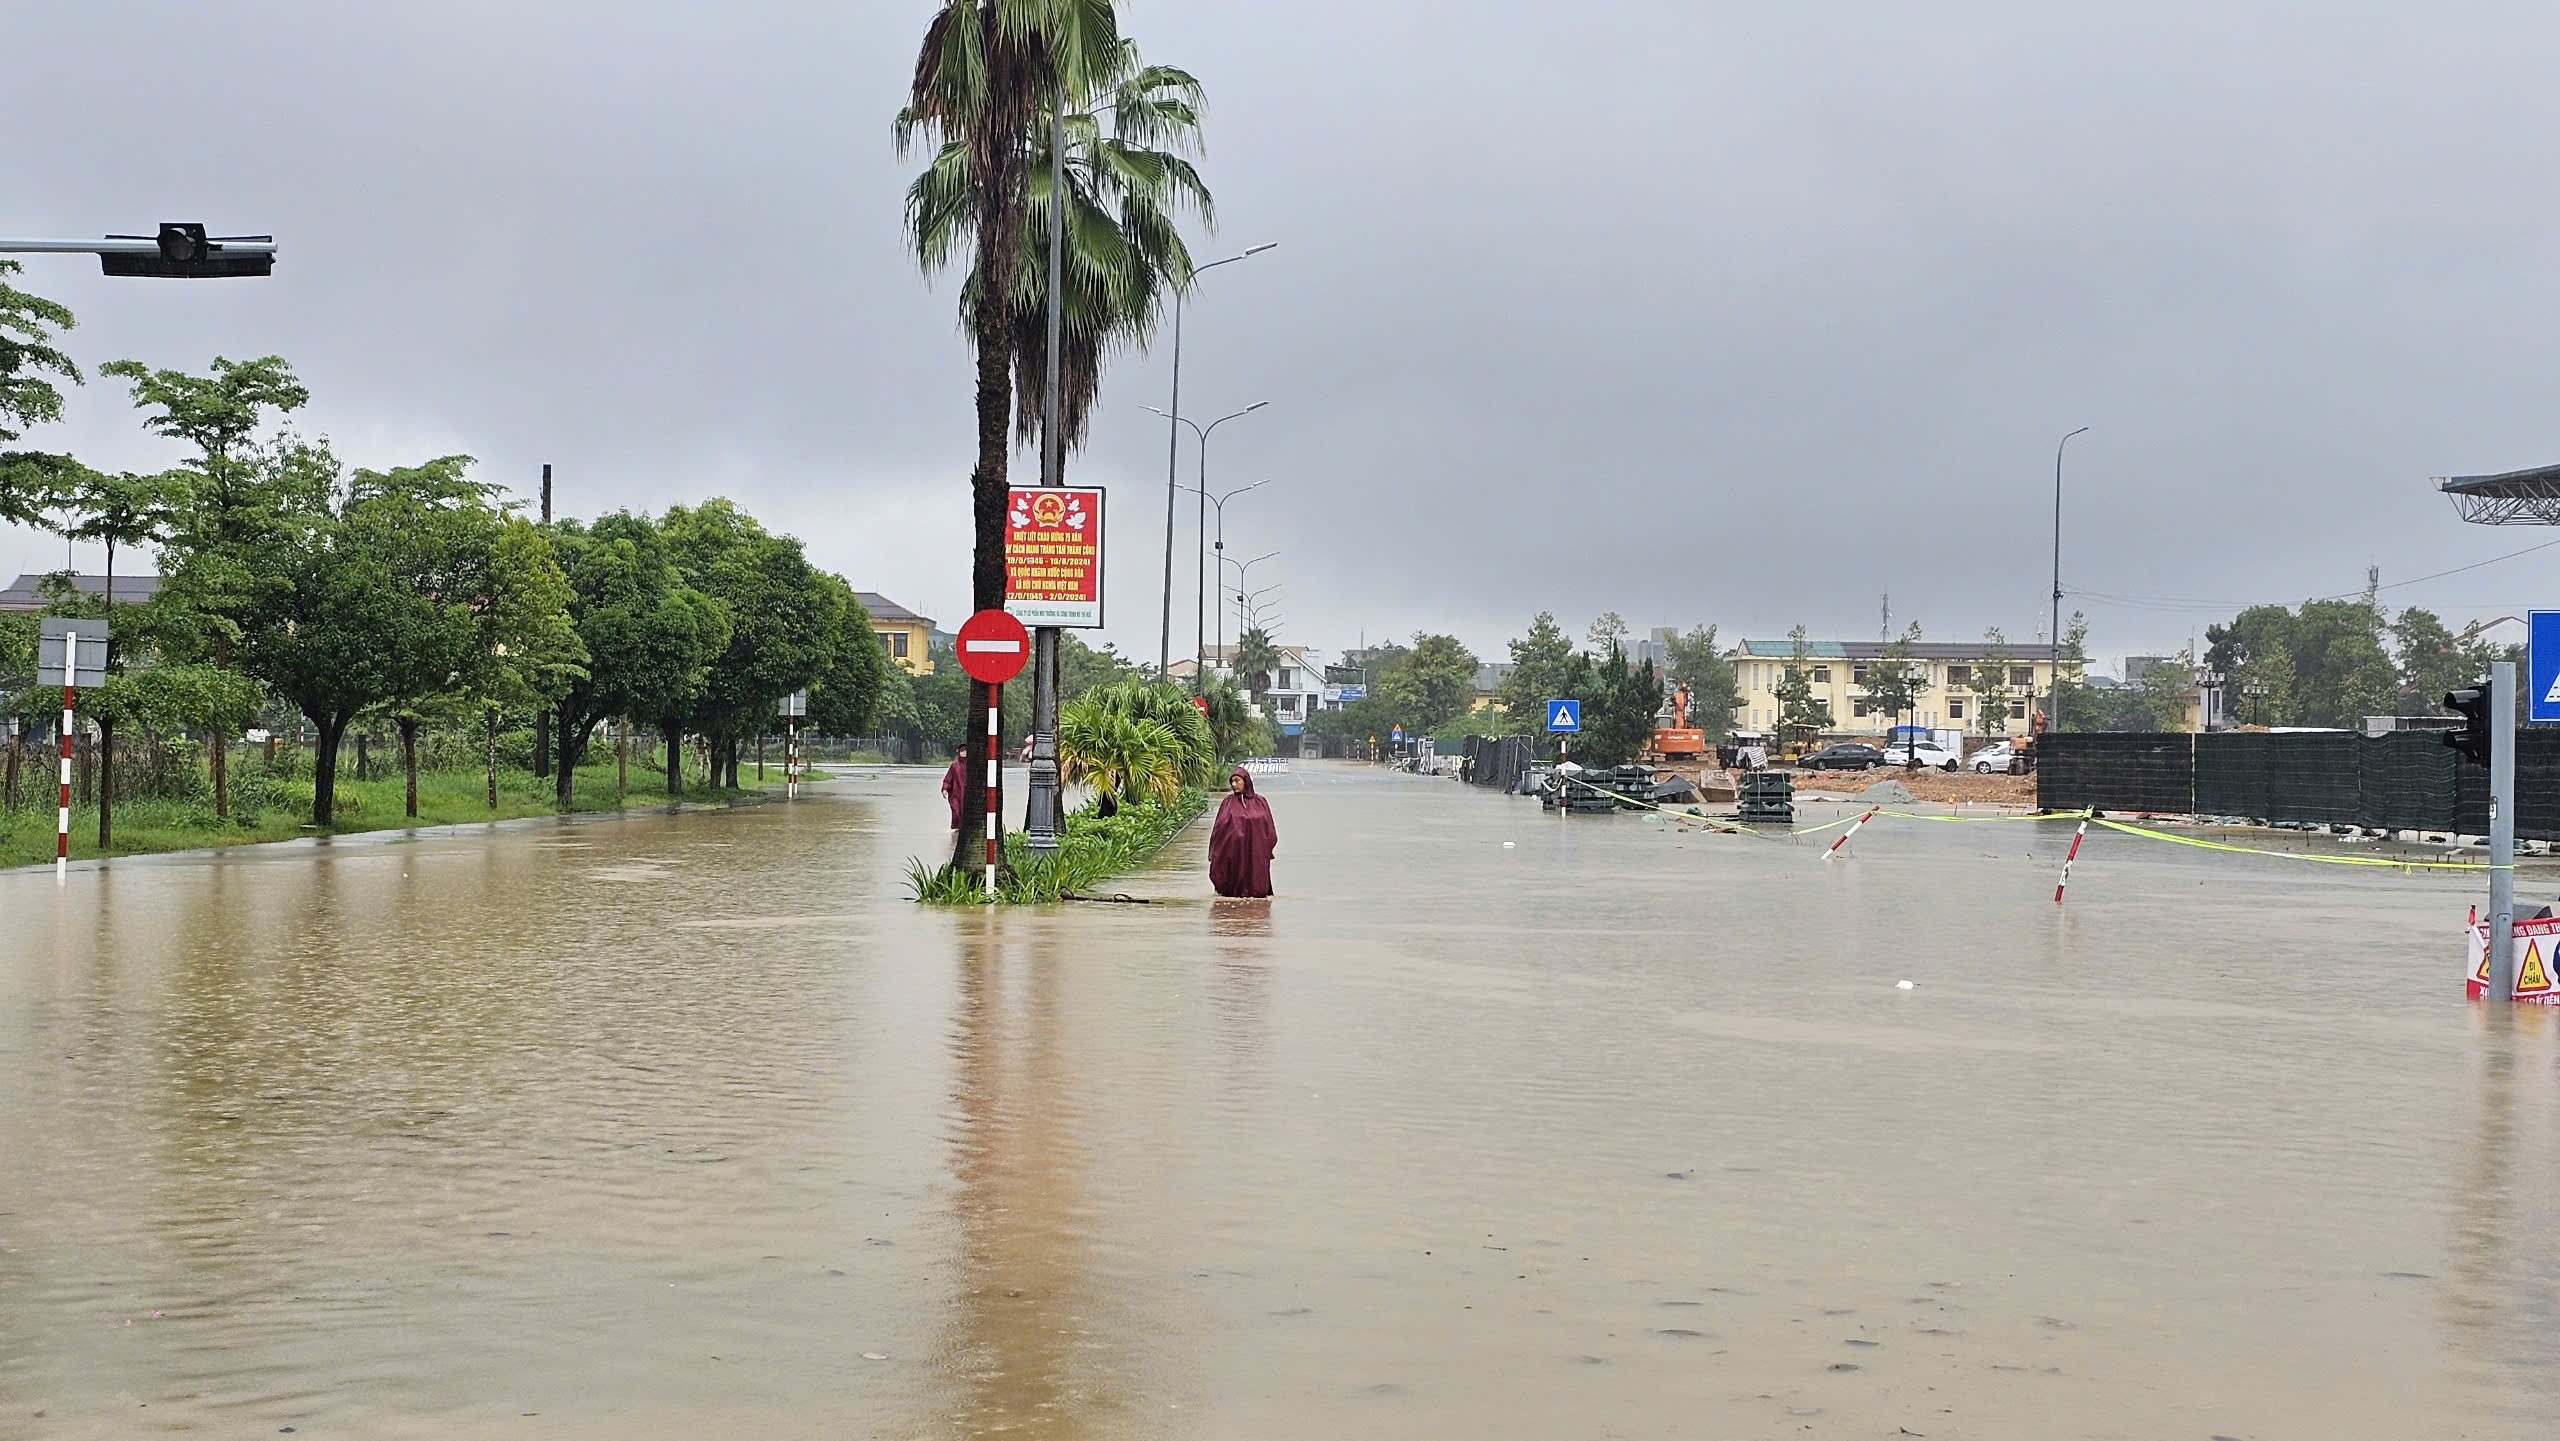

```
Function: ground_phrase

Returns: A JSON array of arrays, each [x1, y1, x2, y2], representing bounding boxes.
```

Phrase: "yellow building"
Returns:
[[858, 592, 936, 675], [1728, 638, 2065, 739]]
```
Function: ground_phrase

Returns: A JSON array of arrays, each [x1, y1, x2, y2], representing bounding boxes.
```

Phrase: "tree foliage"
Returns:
[[1775, 624, 1833, 745], [1658, 623, 1737, 742], [1370, 632, 1480, 732]]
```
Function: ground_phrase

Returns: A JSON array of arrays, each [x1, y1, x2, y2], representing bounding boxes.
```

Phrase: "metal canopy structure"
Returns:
[[2436, 462, 2560, 525]]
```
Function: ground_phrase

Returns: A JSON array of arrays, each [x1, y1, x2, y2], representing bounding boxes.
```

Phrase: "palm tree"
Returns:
[[1059, 675, 1216, 786], [898, 0, 1126, 876], [1057, 698, 1184, 813], [1231, 626, 1282, 702]]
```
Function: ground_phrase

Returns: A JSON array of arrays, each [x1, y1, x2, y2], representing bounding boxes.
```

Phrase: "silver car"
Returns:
[[1969, 741, 2016, 774]]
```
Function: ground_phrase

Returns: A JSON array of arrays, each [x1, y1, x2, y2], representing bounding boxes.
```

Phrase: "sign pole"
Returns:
[[786, 715, 798, 800], [2489, 660, 2518, 998], [985, 682, 1002, 897], [57, 682, 74, 879]]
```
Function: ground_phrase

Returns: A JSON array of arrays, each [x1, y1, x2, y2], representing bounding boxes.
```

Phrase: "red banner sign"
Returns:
[[1003, 485, 1104, 628]]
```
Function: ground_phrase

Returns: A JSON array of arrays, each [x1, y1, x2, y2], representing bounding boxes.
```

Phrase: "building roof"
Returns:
[[2436, 462, 2560, 524], [854, 591, 934, 627], [0, 572, 163, 613], [1735, 638, 2063, 662]]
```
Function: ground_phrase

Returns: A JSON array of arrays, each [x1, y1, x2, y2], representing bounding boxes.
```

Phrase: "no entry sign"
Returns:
[[1003, 485, 1105, 628], [955, 608, 1031, 684]]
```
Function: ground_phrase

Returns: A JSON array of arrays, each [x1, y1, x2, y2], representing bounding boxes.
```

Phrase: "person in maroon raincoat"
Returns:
[[1209, 766, 1278, 897], [942, 752, 968, 829]]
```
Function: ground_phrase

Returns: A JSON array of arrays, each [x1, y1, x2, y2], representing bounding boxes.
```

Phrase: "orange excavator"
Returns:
[[1645, 684, 1706, 762]]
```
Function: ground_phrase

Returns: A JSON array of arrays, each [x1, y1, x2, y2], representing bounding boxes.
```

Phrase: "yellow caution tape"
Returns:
[[2089, 815, 2494, 871]]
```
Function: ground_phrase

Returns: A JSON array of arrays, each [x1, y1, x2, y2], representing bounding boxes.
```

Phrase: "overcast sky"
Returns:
[[8, 1, 2560, 675]]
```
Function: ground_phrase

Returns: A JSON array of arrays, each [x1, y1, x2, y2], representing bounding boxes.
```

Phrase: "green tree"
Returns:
[[1058, 676, 1214, 806], [1571, 644, 1664, 767], [1775, 624, 1833, 748], [1585, 611, 1629, 654], [549, 511, 730, 798], [801, 573, 892, 738], [2050, 611, 2097, 732], [1372, 632, 1480, 732], [1862, 623, 1925, 761], [1658, 623, 1736, 742], [661, 499, 839, 791], [55, 466, 190, 844], [1498, 612, 1577, 737], [237, 452, 521, 827], [465, 516, 585, 808], [2392, 606, 2491, 717], [1231, 625, 1283, 700], [1964, 628, 2015, 736], [898, 0, 1135, 877], [0, 261, 81, 529], [105, 356, 315, 819]]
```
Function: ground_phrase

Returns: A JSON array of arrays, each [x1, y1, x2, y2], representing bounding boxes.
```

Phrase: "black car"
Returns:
[[1800, 742, 1885, 771]]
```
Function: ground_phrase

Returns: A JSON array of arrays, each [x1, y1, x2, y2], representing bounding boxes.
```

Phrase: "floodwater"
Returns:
[[3, 762, 2557, 1439]]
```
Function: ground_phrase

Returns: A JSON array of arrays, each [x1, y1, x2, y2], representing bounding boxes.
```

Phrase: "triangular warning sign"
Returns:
[[2519, 940, 2553, 996], [1552, 703, 1572, 726], [2545, 672, 2560, 706], [2476, 946, 2494, 985]]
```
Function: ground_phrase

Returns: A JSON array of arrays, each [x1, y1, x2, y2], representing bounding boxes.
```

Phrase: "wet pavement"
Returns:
[[4, 760, 2557, 1438]]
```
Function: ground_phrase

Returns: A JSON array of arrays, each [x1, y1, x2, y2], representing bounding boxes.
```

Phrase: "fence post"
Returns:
[[2488, 661, 2518, 999]]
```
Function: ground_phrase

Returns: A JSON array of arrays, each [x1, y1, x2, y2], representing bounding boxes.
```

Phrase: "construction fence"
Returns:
[[1462, 735, 1539, 793], [2037, 730, 2560, 841]]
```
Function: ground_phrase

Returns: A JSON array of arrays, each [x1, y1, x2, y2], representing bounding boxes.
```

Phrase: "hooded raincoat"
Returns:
[[1209, 767, 1278, 897], [942, 753, 968, 829]]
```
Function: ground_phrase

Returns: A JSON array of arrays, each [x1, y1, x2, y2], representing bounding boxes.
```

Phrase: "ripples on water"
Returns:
[[3, 765, 2558, 1438]]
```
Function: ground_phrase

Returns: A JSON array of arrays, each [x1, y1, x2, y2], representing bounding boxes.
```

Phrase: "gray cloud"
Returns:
[[8, 0, 2558, 674]]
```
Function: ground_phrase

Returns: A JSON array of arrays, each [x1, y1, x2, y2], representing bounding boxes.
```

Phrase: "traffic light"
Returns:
[[98, 223, 275, 278], [2444, 685, 2492, 765]]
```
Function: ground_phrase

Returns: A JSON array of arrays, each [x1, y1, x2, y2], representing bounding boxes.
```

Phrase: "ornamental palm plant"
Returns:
[[897, 0, 1125, 874], [1058, 694, 1183, 809]]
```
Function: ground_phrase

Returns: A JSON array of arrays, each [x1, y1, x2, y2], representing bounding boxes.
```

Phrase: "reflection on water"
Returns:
[[3, 764, 2559, 1437]]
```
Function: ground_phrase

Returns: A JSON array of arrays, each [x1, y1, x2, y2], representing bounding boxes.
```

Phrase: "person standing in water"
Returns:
[[1209, 766, 1278, 897], [942, 750, 967, 830]]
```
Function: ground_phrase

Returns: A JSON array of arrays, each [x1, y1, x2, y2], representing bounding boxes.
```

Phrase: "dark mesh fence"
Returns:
[[1464, 735, 1536, 791], [2043, 728, 2560, 840], [2036, 734, 2194, 814]]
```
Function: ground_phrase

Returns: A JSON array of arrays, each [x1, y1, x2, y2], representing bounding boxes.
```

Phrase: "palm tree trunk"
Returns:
[[486, 706, 499, 808]]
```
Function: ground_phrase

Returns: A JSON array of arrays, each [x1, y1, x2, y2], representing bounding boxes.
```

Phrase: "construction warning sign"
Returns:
[[2464, 913, 2560, 1002], [1003, 486, 1105, 628]]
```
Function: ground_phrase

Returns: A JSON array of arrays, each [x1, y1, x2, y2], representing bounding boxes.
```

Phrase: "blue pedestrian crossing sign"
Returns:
[[1546, 699, 1581, 733], [2531, 611, 2560, 723], [1391, 725, 1404, 743]]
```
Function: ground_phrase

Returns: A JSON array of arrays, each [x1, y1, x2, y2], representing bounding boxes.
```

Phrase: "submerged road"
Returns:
[[3, 761, 2556, 1438]]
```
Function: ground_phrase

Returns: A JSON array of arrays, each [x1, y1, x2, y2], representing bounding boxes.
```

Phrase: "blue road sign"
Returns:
[[2531, 611, 2560, 723], [1546, 699, 1581, 733], [1391, 726, 1404, 742]]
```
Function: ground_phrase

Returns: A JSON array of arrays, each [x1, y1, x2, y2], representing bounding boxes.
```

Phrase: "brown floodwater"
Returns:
[[4, 761, 2558, 1438]]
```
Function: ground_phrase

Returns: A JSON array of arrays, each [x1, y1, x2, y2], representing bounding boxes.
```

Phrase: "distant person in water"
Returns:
[[942, 752, 967, 829], [1209, 766, 1278, 897]]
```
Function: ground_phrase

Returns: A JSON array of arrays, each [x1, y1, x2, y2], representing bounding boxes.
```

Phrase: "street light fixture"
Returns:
[[1155, 243, 1277, 681], [1148, 402, 1269, 692], [2049, 426, 2089, 735]]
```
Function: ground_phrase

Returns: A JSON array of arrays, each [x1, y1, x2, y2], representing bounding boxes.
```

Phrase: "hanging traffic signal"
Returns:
[[2444, 685, 2492, 765], [98, 223, 275, 278]]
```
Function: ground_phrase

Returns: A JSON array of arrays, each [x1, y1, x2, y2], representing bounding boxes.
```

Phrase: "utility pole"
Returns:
[[2488, 660, 2518, 997], [2050, 426, 2089, 734], [533, 463, 553, 780], [1024, 79, 1069, 853]]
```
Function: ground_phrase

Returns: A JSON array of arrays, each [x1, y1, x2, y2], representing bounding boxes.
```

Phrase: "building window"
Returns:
[[1949, 698, 1966, 720], [1278, 667, 1294, 690], [1812, 665, 1830, 684], [2010, 699, 2027, 719], [2010, 665, 2033, 686], [1852, 664, 1869, 685], [879, 631, 909, 659], [1851, 698, 1870, 718]]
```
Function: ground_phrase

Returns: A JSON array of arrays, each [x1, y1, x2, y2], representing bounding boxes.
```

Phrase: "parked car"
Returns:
[[1969, 741, 2016, 774], [1879, 740, 1962, 772], [1800, 742, 1886, 771]]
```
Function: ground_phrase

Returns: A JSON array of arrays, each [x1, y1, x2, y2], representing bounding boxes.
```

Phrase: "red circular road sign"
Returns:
[[955, 608, 1032, 684]]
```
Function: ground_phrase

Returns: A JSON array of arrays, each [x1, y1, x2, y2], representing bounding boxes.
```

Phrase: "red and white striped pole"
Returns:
[[785, 716, 798, 800], [1823, 805, 1879, 861], [2054, 810, 2090, 904], [984, 683, 1002, 897], [57, 683, 75, 879]]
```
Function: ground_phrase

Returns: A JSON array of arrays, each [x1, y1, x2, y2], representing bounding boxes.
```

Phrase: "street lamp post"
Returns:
[[1221, 550, 1280, 661], [2049, 426, 2089, 735], [1180, 480, 1271, 674], [1024, 86, 1071, 854], [1156, 243, 1276, 681], [1, 225, 278, 278], [1146, 402, 1268, 693]]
